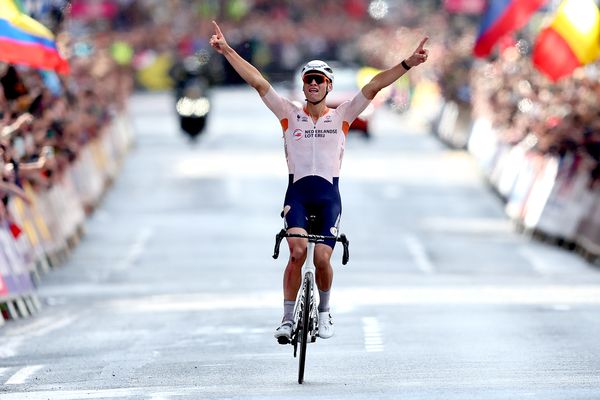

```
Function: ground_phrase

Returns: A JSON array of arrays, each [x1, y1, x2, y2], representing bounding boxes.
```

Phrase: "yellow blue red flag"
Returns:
[[0, 0, 69, 74]]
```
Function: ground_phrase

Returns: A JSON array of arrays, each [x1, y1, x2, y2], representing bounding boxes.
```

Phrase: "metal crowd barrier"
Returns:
[[466, 115, 600, 262], [428, 96, 600, 264], [0, 112, 134, 326]]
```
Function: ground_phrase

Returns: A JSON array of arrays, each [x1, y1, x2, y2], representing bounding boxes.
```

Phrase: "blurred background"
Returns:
[[3, 0, 600, 266]]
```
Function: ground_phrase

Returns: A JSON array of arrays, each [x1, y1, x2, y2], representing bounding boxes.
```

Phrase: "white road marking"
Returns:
[[519, 247, 592, 275], [107, 284, 600, 313], [336, 286, 600, 306], [404, 234, 435, 274], [30, 315, 77, 337], [116, 226, 154, 270], [0, 386, 221, 399], [520, 247, 555, 275], [1, 315, 77, 358], [0, 337, 26, 358], [5, 365, 44, 385], [193, 326, 269, 335], [420, 216, 513, 234], [362, 317, 384, 352], [3, 315, 74, 337], [0, 388, 141, 399]]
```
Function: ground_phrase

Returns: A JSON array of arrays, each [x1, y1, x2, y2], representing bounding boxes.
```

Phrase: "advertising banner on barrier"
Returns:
[[506, 152, 549, 221], [0, 274, 8, 297], [497, 144, 527, 198], [575, 196, 600, 255], [0, 251, 18, 295], [0, 226, 35, 295], [521, 156, 559, 230], [467, 117, 499, 175], [0, 238, 16, 296], [540, 164, 592, 239]]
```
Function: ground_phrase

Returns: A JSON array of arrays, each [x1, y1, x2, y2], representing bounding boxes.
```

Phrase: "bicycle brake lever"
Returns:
[[339, 234, 350, 265], [273, 229, 286, 259]]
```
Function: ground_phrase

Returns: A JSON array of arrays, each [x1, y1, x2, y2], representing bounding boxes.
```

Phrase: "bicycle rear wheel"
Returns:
[[298, 274, 312, 384]]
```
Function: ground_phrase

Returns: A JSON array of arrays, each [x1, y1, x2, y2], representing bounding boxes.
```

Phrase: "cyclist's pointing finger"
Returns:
[[416, 37, 429, 52], [212, 20, 223, 37]]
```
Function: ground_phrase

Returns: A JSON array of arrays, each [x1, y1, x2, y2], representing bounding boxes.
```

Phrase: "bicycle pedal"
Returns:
[[277, 336, 290, 345]]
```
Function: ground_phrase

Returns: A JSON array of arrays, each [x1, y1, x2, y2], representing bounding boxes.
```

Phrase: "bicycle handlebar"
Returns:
[[272, 229, 350, 265]]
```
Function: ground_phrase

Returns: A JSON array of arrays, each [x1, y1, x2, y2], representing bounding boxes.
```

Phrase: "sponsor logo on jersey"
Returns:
[[293, 129, 303, 141], [303, 128, 337, 138]]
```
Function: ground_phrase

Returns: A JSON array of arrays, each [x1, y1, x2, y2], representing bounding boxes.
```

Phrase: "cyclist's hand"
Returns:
[[209, 21, 229, 54], [404, 37, 429, 68]]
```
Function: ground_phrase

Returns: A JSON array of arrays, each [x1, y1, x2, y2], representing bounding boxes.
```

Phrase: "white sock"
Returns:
[[318, 289, 330, 313]]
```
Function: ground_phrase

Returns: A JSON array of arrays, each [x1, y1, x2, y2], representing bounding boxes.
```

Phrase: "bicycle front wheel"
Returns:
[[298, 274, 312, 384]]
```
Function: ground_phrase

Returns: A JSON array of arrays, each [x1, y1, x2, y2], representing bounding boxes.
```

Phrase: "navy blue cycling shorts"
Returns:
[[283, 175, 341, 249]]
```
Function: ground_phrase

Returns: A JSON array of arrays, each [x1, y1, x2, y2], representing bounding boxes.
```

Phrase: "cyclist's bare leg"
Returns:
[[314, 243, 335, 338], [283, 227, 308, 301], [314, 243, 333, 291], [274, 227, 308, 342]]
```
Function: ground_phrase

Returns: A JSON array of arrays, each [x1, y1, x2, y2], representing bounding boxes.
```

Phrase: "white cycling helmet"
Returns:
[[301, 60, 334, 83]]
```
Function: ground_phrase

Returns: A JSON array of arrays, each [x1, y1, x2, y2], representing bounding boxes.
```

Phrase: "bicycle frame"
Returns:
[[292, 241, 318, 345]]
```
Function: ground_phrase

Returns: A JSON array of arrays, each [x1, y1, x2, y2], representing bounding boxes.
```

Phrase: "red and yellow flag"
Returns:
[[532, 0, 600, 81]]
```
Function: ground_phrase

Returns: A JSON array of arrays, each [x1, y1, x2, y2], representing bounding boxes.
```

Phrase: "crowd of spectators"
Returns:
[[467, 43, 600, 189], [112, 0, 442, 87], [0, 5, 134, 233], [426, 8, 600, 190]]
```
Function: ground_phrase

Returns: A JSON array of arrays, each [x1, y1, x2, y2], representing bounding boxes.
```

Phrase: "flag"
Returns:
[[532, 0, 600, 81], [0, 0, 69, 74], [474, 0, 548, 57]]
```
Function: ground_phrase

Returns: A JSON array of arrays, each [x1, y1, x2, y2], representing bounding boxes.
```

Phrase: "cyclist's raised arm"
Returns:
[[361, 37, 429, 100], [209, 20, 270, 97]]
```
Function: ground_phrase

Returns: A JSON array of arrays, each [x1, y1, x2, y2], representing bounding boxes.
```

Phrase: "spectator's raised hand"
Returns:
[[209, 21, 229, 54], [15, 112, 33, 127], [405, 37, 429, 68]]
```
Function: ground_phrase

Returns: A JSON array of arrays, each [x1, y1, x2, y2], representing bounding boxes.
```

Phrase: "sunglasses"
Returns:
[[302, 74, 328, 84]]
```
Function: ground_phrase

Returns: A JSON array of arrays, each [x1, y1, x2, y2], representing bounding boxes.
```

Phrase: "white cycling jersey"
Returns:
[[261, 86, 371, 184]]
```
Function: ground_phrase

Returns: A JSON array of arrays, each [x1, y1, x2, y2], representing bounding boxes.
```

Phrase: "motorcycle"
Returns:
[[175, 78, 210, 141], [170, 54, 214, 141]]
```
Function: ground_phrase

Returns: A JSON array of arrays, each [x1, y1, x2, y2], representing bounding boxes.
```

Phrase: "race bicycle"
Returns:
[[273, 215, 350, 384]]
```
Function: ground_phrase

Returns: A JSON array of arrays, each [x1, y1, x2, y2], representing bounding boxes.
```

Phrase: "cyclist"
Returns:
[[209, 21, 429, 343]]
